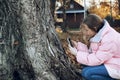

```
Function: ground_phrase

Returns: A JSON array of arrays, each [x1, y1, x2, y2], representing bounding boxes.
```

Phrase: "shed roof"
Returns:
[[55, 10, 85, 14], [55, 0, 85, 14]]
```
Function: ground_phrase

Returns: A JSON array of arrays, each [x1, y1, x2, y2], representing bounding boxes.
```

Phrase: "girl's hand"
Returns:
[[68, 44, 77, 56]]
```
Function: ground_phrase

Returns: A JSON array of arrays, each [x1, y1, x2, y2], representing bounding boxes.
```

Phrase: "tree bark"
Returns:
[[0, 0, 81, 80]]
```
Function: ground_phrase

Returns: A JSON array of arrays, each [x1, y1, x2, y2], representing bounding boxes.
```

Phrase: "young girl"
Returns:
[[69, 14, 120, 80]]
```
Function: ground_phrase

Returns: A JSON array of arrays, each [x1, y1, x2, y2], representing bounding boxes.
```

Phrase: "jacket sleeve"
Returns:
[[76, 41, 115, 66], [76, 42, 88, 52]]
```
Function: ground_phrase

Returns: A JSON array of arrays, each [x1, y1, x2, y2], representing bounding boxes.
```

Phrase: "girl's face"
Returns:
[[80, 24, 96, 38]]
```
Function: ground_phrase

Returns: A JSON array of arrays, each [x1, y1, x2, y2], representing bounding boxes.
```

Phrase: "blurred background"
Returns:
[[53, 0, 120, 31]]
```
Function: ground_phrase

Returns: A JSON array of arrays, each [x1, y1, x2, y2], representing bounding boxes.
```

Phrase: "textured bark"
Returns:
[[0, 0, 81, 80]]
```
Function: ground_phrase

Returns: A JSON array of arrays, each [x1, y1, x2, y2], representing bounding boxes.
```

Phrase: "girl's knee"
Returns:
[[81, 68, 91, 79]]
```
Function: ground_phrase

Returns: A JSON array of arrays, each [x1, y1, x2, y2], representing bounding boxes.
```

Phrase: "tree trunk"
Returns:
[[0, 0, 81, 80]]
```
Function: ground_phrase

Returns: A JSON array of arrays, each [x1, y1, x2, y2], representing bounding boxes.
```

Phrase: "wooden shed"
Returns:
[[55, 0, 86, 28]]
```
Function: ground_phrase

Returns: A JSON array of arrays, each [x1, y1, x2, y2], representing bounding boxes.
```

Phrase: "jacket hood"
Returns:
[[90, 19, 111, 42]]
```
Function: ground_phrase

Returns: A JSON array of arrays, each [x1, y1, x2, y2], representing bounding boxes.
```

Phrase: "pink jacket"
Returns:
[[76, 20, 120, 79]]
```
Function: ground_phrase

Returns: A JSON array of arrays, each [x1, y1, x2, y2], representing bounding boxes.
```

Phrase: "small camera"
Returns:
[[67, 37, 73, 47]]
